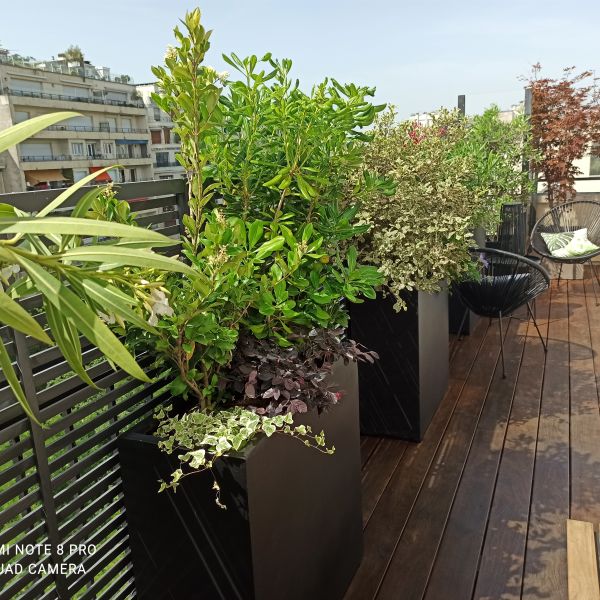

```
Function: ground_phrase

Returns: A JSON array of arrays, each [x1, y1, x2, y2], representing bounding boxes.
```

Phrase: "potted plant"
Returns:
[[117, 10, 382, 600], [351, 108, 482, 440]]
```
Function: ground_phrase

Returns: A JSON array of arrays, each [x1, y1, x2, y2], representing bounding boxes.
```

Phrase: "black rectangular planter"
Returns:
[[349, 289, 449, 441], [118, 360, 362, 600]]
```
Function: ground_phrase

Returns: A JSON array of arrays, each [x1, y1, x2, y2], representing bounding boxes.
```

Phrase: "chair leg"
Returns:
[[456, 306, 469, 341], [557, 262, 563, 287], [527, 302, 547, 353], [588, 259, 600, 306], [498, 312, 506, 379]]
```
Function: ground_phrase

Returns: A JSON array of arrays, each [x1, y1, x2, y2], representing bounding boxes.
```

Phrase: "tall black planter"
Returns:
[[349, 289, 449, 441], [118, 360, 362, 600]]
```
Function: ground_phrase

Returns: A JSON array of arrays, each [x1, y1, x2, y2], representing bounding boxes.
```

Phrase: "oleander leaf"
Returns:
[[0, 289, 53, 344], [12, 255, 150, 382], [0, 337, 42, 425], [60, 246, 195, 275], [0, 217, 176, 245], [45, 300, 99, 389]]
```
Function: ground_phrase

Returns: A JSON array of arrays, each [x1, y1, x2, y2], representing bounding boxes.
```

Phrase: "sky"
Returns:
[[2, 0, 600, 119]]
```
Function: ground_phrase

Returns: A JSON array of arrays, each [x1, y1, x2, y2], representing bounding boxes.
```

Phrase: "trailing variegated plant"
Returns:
[[0, 112, 196, 424]]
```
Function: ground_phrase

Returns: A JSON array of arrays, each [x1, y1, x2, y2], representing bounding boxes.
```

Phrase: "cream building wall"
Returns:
[[0, 60, 154, 193]]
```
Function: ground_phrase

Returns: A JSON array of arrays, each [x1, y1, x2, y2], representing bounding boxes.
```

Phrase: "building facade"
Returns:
[[136, 83, 185, 180], [0, 54, 153, 193]]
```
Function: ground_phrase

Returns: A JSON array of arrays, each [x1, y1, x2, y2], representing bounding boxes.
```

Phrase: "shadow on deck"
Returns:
[[347, 273, 600, 600]]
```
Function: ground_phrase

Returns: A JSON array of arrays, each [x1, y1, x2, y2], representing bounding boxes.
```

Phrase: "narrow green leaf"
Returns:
[[0, 217, 176, 245], [61, 246, 196, 276], [0, 289, 53, 345], [13, 255, 151, 383], [45, 300, 99, 389], [79, 279, 156, 332], [0, 337, 42, 425], [0, 112, 81, 154]]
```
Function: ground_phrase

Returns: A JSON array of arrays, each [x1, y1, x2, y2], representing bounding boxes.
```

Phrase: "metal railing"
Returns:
[[0, 54, 136, 84], [46, 125, 148, 134], [6, 88, 144, 109], [0, 179, 187, 600], [154, 161, 184, 168], [21, 153, 151, 162]]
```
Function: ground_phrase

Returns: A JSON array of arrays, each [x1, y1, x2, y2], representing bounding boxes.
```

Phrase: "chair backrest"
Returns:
[[531, 200, 600, 260], [454, 247, 550, 318]]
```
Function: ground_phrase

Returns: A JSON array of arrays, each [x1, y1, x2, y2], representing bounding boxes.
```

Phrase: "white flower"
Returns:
[[0, 264, 20, 280], [98, 312, 117, 325], [147, 289, 174, 326], [217, 71, 229, 84], [164, 45, 177, 61]]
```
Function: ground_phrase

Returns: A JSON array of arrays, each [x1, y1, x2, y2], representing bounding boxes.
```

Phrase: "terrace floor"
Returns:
[[346, 271, 600, 600]]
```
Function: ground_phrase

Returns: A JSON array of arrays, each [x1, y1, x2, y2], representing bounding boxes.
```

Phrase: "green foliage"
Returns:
[[358, 108, 480, 310], [151, 7, 225, 254], [455, 104, 536, 231], [205, 51, 385, 331], [0, 113, 194, 424], [129, 9, 384, 501], [85, 183, 137, 225]]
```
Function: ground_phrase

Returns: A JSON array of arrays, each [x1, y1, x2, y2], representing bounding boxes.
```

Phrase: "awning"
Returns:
[[89, 167, 112, 183], [115, 139, 147, 145], [24, 170, 67, 184]]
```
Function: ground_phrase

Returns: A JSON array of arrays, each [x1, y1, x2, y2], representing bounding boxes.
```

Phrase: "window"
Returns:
[[153, 108, 161, 121], [172, 132, 181, 144], [129, 168, 137, 182], [99, 121, 110, 132], [14, 111, 29, 123], [71, 143, 84, 156], [155, 152, 169, 167], [163, 127, 171, 144], [103, 143, 114, 157], [151, 130, 162, 144], [591, 147, 600, 176]]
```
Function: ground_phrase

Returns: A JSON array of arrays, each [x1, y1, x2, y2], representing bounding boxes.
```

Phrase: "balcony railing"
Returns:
[[6, 88, 144, 108], [46, 125, 148, 134], [21, 153, 150, 162], [154, 161, 184, 168]]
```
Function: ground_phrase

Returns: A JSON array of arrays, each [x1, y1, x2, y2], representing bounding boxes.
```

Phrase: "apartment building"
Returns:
[[136, 83, 185, 180], [0, 53, 153, 193]]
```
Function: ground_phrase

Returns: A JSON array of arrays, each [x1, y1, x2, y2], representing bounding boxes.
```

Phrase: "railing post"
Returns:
[[12, 331, 70, 599]]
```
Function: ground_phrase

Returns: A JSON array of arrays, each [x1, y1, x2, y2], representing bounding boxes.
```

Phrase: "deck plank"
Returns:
[[566, 519, 600, 600], [521, 281, 570, 600], [344, 312, 488, 600], [360, 438, 408, 526], [423, 314, 528, 600], [346, 274, 600, 600], [376, 317, 506, 600]]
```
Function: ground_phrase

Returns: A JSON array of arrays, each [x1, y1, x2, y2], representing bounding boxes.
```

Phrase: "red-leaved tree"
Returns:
[[527, 65, 600, 207]]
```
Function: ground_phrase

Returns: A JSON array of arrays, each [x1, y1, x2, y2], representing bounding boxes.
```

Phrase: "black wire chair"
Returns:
[[453, 248, 550, 378], [530, 200, 600, 301]]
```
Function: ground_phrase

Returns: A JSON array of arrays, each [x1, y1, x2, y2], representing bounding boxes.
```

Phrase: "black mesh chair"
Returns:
[[453, 248, 550, 378], [530, 200, 600, 300]]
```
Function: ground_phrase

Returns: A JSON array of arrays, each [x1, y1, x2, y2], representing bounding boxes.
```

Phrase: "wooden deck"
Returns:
[[347, 273, 600, 600]]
